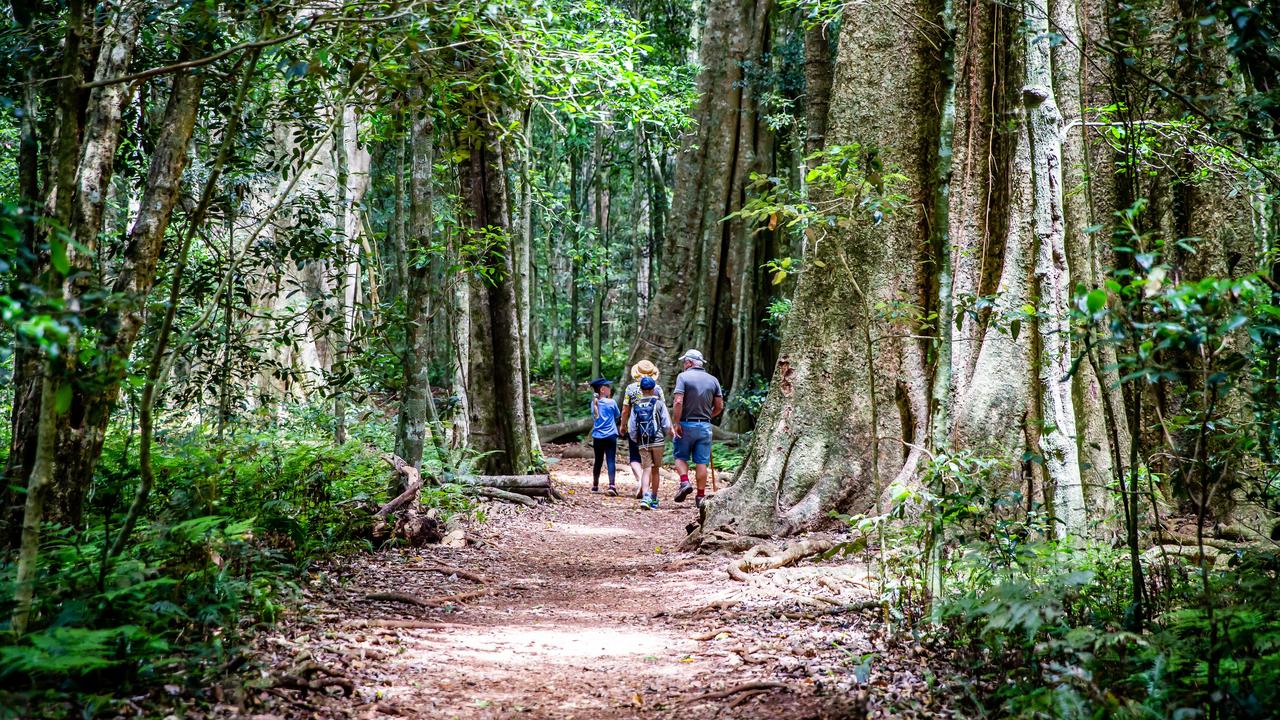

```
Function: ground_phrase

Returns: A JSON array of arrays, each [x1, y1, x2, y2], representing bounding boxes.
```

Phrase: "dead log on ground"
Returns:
[[371, 455, 440, 546], [539, 416, 593, 442], [465, 487, 537, 506], [462, 474, 550, 489]]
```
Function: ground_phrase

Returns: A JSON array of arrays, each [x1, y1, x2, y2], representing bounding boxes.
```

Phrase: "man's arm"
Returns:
[[672, 393, 684, 438], [619, 404, 631, 435], [712, 395, 724, 418]]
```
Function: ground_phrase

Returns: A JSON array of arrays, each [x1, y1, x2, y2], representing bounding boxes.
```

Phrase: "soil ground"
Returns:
[[233, 448, 961, 720]]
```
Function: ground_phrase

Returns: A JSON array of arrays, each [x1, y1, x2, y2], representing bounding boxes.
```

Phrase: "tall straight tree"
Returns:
[[627, 0, 778, 398], [457, 108, 541, 476]]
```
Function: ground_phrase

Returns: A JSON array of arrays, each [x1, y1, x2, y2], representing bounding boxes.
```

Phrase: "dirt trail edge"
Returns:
[[242, 452, 962, 719]]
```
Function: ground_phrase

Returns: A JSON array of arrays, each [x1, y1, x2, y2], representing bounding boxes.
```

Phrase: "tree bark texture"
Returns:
[[458, 114, 541, 476], [628, 0, 778, 399], [700, 0, 1220, 540], [702, 0, 940, 536]]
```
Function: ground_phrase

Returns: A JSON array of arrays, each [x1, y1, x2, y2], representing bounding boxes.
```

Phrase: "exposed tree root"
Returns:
[[682, 681, 788, 704], [407, 564, 487, 583], [728, 538, 836, 581]]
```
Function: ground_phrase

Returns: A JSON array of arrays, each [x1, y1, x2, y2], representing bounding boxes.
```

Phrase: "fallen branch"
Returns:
[[692, 626, 732, 641], [682, 681, 788, 704], [539, 416, 594, 443], [466, 487, 537, 506], [377, 455, 423, 518], [342, 619, 456, 630], [364, 588, 493, 607], [728, 538, 836, 581], [461, 475, 550, 489], [272, 660, 354, 697], [406, 564, 486, 583]]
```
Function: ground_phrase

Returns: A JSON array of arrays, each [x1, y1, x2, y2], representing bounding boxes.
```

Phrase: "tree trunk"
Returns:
[[397, 102, 441, 477], [32, 28, 207, 529], [459, 113, 541, 476], [1023, 0, 1086, 537], [628, 0, 777, 394], [701, 0, 940, 536]]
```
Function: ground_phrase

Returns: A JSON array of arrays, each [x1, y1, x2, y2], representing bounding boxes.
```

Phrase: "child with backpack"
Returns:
[[627, 376, 672, 509]]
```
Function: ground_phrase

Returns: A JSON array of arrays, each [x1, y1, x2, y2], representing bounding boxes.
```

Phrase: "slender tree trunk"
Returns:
[[31, 17, 207, 529], [628, 0, 777, 391], [1023, 0, 1085, 536], [396, 101, 440, 476]]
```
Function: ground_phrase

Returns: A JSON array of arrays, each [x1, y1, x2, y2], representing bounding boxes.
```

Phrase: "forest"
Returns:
[[0, 0, 1278, 717]]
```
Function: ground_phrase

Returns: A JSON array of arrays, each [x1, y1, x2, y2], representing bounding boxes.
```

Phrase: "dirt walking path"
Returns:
[[242, 452, 958, 720]]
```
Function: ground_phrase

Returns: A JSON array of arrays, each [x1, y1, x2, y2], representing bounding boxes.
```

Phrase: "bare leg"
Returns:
[[695, 463, 708, 494], [675, 458, 690, 478], [648, 448, 662, 496]]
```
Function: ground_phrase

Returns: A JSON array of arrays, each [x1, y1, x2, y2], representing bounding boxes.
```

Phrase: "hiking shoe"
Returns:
[[640, 498, 653, 510], [592, 484, 599, 493], [674, 481, 693, 503], [695, 495, 705, 508], [651, 499, 659, 509], [607, 485, 618, 497]]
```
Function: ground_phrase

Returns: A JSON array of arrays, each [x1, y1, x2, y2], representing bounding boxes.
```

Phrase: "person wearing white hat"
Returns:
[[671, 349, 723, 508]]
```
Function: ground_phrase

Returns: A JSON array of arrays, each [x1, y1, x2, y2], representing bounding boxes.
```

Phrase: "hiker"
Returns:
[[627, 375, 672, 510], [619, 360, 665, 499], [671, 349, 723, 508], [589, 378, 620, 495]]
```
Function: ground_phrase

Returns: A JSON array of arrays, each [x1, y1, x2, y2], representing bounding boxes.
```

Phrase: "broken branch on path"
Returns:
[[682, 681, 789, 704], [365, 587, 493, 607], [728, 538, 836, 581], [342, 619, 457, 629], [466, 486, 537, 506], [406, 564, 487, 583]]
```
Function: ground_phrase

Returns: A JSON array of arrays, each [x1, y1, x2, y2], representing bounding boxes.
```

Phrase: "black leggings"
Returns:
[[592, 436, 617, 486]]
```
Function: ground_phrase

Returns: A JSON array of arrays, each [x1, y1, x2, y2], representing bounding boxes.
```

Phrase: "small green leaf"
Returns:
[[1086, 289, 1106, 314], [1009, 318, 1021, 343], [54, 383, 72, 414], [50, 235, 70, 275], [772, 270, 787, 285]]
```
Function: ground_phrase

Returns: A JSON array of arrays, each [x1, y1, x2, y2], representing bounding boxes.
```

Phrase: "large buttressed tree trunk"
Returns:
[[700, 0, 941, 537], [698, 0, 1167, 541], [627, 0, 777, 398], [458, 113, 541, 476]]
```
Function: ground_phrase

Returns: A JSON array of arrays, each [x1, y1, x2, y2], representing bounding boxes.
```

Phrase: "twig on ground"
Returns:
[[364, 587, 492, 607], [692, 626, 732, 641], [682, 681, 789, 704], [342, 619, 458, 629], [406, 564, 487, 583]]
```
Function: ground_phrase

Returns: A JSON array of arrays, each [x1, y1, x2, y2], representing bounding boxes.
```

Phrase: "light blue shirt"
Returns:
[[592, 397, 620, 439]]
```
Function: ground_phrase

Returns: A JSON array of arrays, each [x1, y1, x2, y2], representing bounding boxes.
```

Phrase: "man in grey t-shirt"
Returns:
[[672, 349, 723, 507]]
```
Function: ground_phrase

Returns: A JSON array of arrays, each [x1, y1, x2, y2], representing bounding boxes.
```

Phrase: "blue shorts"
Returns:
[[674, 421, 713, 465]]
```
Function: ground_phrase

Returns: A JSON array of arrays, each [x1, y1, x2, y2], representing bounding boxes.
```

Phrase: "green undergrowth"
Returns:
[[0, 404, 471, 717], [835, 452, 1280, 718]]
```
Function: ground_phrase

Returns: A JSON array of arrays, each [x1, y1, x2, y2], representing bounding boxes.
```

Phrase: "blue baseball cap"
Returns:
[[640, 376, 656, 390], [589, 377, 612, 390]]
